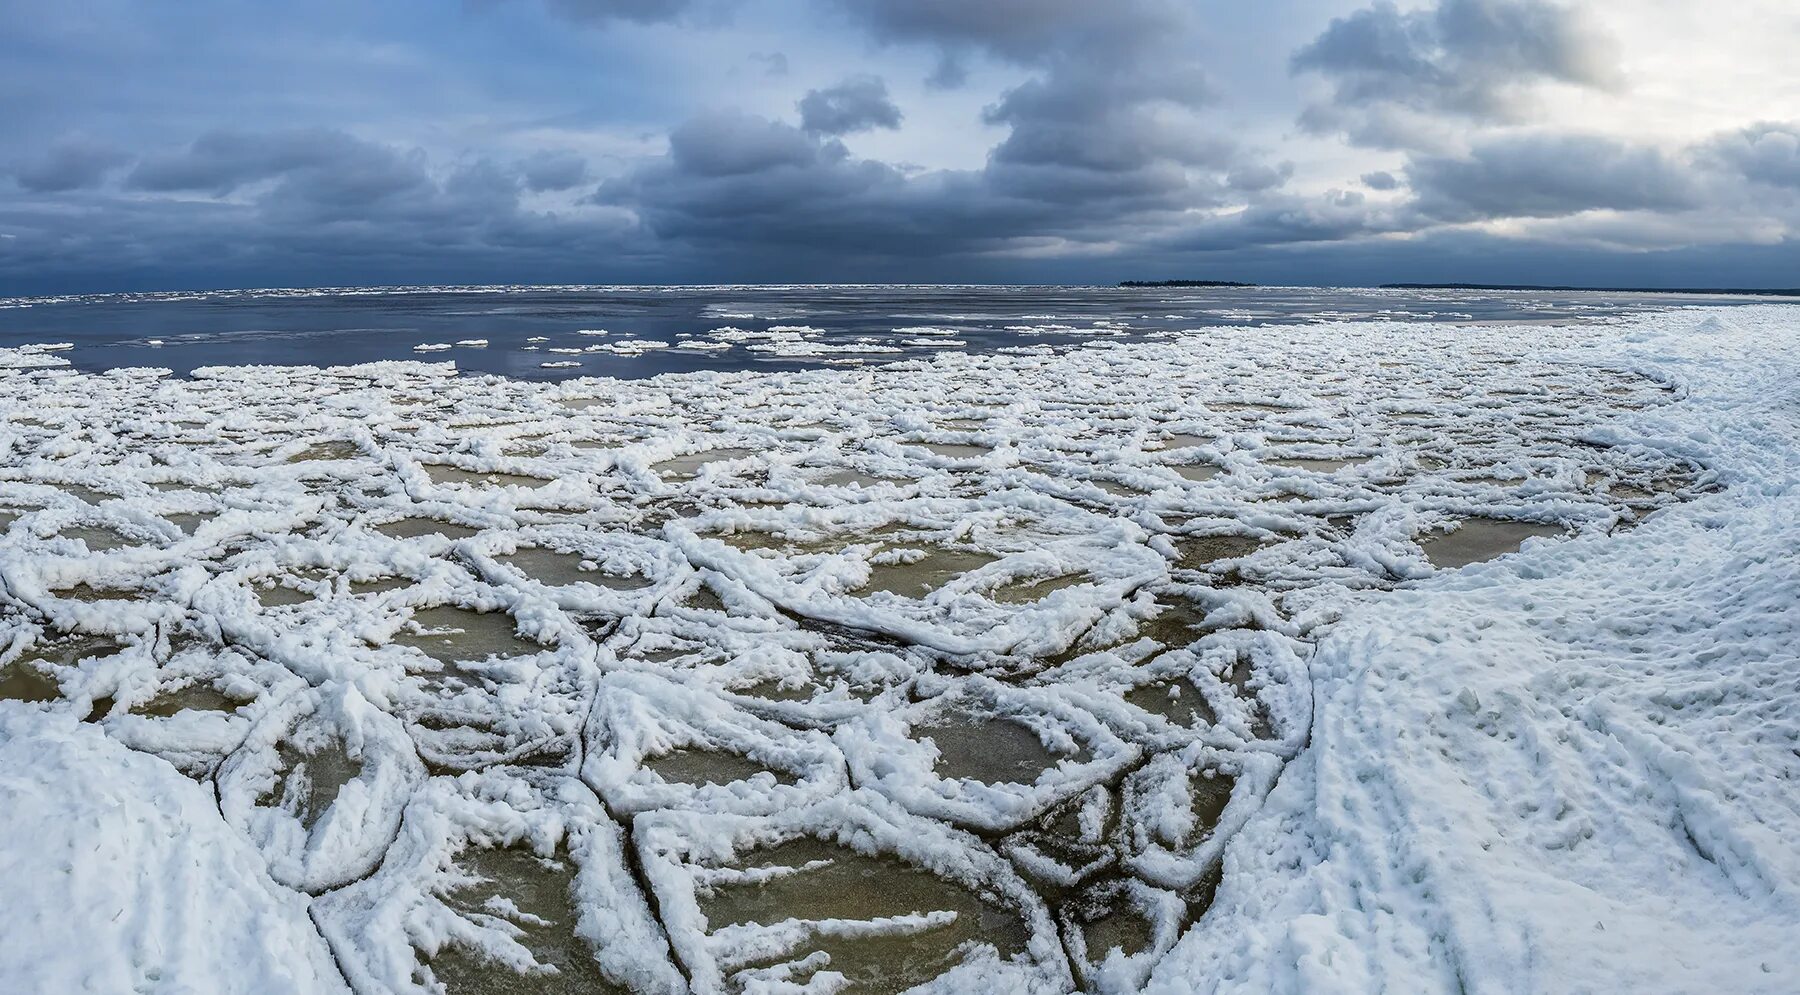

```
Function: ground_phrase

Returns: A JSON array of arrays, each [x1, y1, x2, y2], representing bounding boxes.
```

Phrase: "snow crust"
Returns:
[[0, 710, 348, 993], [0, 304, 1790, 993], [1144, 306, 1800, 995]]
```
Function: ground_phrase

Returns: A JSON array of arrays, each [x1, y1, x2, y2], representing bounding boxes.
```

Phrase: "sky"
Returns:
[[2, 0, 1798, 293]]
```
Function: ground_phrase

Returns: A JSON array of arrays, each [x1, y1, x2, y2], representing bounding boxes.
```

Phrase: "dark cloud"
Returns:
[[519, 150, 590, 192], [665, 111, 824, 177], [1293, 0, 1621, 146], [536, 0, 701, 24], [602, 108, 1274, 273], [0, 135, 639, 292], [814, 0, 1242, 211], [1161, 189, 1395, 252], [4, 0, 1796, 294], [526, 0, 1265, 257], [1406, 134, 1699, 222], [1704, 123, 1800, 190], [598, 114, 937, 252], [599, 109, 1187, 261], [924, 53, 967, 90], [581, 0, 1331, 271], [1228, 162, 1295, 194], [825, 0, 1196, 63], [126, 128, 430, 200], [797, 76, 902, 136], [6, 137, 130, 193]]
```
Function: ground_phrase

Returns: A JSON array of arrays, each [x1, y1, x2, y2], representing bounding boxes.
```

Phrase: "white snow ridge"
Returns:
[[1, 306, 1796, 995]]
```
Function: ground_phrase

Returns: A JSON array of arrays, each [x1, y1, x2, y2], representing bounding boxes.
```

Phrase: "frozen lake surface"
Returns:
[[0, 290, 1796, 994], [0, 283, 1774, 380]]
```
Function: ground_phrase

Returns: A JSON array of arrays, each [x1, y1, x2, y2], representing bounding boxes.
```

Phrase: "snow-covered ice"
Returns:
[[0, 304, 1795, 994]]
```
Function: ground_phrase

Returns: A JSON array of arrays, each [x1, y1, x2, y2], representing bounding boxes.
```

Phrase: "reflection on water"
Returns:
[[58, 525, 133, 552], [917, 707, 1062, 785], [166, 511, 216, 534], [1, 634, 119, 707], [917, 442, 991, 459], [288, 440, 361, 462], [699, 837, 1030, 995], [424, 464, 552, 489], [815, 469, 894, 488], [0, 660, 62, 703], [497, 546, 646, 589], [645, 748, 795, 786], [1071, 881, 1157, 963], [861, 547, 997, 598], [1268, 456, 1368, 472], [1125, 676, 1215, 728], [1174, 532, 1264, 569], [990, 573, 1086, 604], [395, 606, 546, 665], [1172, 462, 1222, 483], [1421, 517, 1565, 569], [53, 582, 140, 603], [135, 682, 247, 717], [432, 847, 624, 995], [654, 448, 755, 478], [271, 738, 361, 829], [375, 517, 483, 540]]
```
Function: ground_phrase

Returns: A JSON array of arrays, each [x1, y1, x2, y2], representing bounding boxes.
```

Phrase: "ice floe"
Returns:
[[1, 305, 1789, 994]]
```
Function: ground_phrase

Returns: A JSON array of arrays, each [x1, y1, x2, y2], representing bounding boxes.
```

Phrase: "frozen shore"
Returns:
[[1151, 307, 1800, 995], [0, 305, 1792, 993]]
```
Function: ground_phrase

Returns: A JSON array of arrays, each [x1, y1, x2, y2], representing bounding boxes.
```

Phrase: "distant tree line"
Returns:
[[1383, 283, 1800, 297]]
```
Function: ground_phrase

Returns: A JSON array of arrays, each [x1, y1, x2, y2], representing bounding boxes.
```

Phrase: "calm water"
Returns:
[[0, 284, 1766, 380]]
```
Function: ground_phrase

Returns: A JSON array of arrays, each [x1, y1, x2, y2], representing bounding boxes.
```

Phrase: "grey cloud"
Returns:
[[1704, 123, 1800, 190], [750, 51, 789, 77], [533, 0, 1261, 257], [667, 111, 825, 177], [591, 0, 1302, 268], [126, 128, 427, 199], [121, 127, 565, 232], [0, 127, 639, 290], [1293, 0, 1621, 145], [1362, 170, 1401, 190], [1406, 134, 1699, 222], [1228, 162, 1295, 194], [798, 76, 902, 136], [1164, 192, 1395, 252], [519, 149, 590, 192], [7, 137, 129, 193], [978, 61, 1228, 210], [821, 0, 1240, 210], [596, 118, 942, 253], [925, 53, 967, 90], [537, 0, 700, 24], [825, 0, 1196, 62], [603, 100, 1266, 268]]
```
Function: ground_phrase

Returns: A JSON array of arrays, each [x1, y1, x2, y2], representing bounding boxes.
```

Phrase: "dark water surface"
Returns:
[[0, 283, 1768, 380]]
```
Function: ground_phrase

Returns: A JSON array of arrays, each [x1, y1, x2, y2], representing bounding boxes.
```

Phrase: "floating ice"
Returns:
[[1, 305, 1778, 995]]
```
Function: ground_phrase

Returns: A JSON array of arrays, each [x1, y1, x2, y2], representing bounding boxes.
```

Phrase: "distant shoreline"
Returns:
[[1116, 280, 1799, 297], [1379, 282, 1800, 297], [1117, 279, 1257, 288]]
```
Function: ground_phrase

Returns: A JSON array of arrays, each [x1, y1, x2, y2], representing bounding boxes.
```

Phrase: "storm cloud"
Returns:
[[0, 0, 1796, 292], [6, 137, 130, 194], [797, 76, 902, 136], [1293, 0, 1621, 147], [1407, 134, 1701, 221]]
